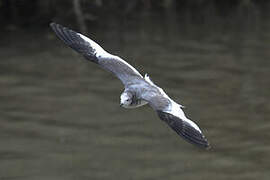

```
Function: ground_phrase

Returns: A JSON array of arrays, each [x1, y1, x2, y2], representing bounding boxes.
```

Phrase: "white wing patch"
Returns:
[[78, 33, 109, 58], [184, 118, 202, 133], [79, 33, 143, 78], [166, 101, 202, 133]]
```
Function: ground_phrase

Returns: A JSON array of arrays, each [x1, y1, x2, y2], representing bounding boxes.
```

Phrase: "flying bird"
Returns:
[[50, 23, 210, 149]]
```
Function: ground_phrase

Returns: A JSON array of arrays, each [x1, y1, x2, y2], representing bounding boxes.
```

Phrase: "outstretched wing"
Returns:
[[141, 87, 210, 149], [50, 23, 143, 86], [157, 111, 210, 148]]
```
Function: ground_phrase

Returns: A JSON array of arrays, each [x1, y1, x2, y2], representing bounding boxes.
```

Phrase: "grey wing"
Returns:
[[141, 89, 210, 149], [50, 23, 143, 86]]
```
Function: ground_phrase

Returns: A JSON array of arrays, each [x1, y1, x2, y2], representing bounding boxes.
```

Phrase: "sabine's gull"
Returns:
[[50, 23, 210, 149]]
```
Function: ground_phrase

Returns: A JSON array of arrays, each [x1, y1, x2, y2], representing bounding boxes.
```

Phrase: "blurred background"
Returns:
[[1, 0, 270, 179]]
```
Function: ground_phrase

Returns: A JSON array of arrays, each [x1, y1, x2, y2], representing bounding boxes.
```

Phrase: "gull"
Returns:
[[50, 23, 210, 149]]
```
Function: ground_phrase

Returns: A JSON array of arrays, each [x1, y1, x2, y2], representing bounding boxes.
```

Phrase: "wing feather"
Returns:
[[157, 111, 210, 148], [141, 86, 210, 148], [50, 22, 143, 86]]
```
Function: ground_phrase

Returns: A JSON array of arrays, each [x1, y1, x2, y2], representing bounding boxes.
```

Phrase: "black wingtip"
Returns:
[[49, 22, 100, 64], [157, 111, 210, 149], [201, 136, 211, 149]]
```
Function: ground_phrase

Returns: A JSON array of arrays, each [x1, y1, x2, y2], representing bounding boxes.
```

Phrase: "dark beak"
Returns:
[[120, 103, 123, 107]]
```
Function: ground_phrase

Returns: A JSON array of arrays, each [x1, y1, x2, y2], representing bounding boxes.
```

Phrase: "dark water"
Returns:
[[1, 14, 270, 179]]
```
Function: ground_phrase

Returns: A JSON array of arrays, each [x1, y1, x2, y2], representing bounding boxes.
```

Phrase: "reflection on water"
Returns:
[[1, 14, 270, 180]]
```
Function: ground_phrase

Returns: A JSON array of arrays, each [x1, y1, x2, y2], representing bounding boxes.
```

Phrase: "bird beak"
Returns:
[[120, 103, 123, 107]]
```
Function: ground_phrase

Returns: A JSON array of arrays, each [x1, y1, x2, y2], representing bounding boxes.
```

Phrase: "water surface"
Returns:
[[0, 14, 270, 180]]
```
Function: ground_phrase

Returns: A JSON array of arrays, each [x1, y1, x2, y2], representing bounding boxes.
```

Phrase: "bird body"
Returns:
[[50, 23, 210, 148]]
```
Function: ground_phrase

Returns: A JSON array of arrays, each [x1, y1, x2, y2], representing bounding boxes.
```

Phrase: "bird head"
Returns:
[[120, 91, 132, 107]]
